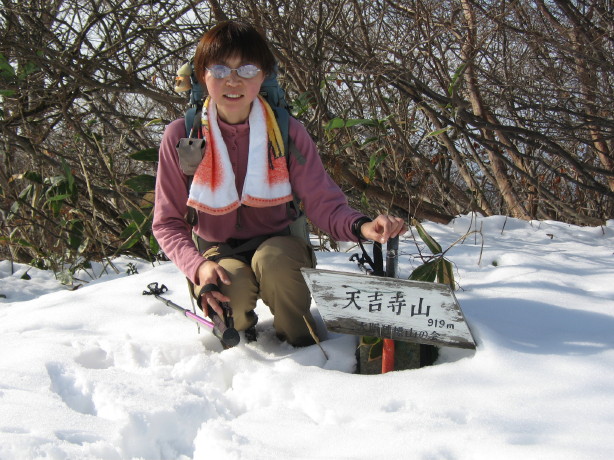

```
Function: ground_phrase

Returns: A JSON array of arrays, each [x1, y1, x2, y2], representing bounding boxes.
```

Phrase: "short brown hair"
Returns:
[[194, 21, 276, 86]]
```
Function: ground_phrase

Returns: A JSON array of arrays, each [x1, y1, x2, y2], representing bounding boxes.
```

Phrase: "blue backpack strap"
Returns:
[[184, 60, 205, 138], [181, 102, 203, 229], [260, 65, 291, 155], [189, 61, 205, 106]]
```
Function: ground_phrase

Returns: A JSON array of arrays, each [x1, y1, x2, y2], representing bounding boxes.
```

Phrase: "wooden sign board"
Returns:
[[301, 268, 476, 349]]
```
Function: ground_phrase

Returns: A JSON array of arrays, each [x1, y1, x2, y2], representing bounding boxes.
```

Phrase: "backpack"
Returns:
[[173, 60, 309, 242]]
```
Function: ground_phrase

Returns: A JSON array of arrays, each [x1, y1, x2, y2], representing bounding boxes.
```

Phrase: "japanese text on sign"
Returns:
[[341, 285, 430, 318]]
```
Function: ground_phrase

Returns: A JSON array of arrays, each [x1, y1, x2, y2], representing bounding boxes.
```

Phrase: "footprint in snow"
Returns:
[[45, 362, 97, 416]]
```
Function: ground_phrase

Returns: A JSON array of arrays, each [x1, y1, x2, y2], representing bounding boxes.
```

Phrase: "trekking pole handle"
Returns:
[[386, 236, 399, 278], [143, 283, 239, 348], [209, 305, 240, 348]]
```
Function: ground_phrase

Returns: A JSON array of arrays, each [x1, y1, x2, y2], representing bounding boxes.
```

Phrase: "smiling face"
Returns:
[[193, 21, 276, 126], [204, 55, 265, 125]]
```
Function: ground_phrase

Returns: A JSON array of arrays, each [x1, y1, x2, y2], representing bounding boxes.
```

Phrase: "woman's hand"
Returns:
[[359, 215, 407, 244], [196, 260, 231, 318]]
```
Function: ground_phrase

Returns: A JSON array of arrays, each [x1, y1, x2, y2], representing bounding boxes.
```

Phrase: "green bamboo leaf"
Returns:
[[409, 259, 439, 282], [46, 193, 72, 202], [325, 117, 345, 130], [345, 118, 376, 128], [360, 336, 381, 346], [8, 200, 20, 215], [0, 53, 16, 78], [119, 235, 141, 250], [413, 220, 442, 254], [121, 208, 149, 225], [360, 136, 379, 147], [448, 62, 468, 97], [425, 126, 452, 138], [13, 238, 36, 249], [119, 220, 146, 250], [18, 61, 39, 79], [149, 234, 160, 254], [437, 259, 455, 288], [129, 148, 159, 162], [60, 159, 75, 194], [67, 221, 84, 250], [144, 118, 163, 127], [22, 171, 43, 183], [124, 174, 155, 193], [360, 336, 384, 361], [367, 340, 383, 361]]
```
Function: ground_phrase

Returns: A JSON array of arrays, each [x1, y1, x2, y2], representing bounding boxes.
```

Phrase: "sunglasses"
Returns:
[[206, 64, 261, 79]]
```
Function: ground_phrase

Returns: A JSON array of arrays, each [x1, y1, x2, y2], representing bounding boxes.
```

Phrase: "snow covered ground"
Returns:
[[1, 214, 613, 460]]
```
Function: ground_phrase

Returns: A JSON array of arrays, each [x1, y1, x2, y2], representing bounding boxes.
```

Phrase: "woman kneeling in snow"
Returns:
[[153, 20, 405, 346]]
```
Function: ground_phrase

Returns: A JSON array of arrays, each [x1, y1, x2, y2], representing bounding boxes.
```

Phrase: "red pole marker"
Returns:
[[382, 338, 395, 374]]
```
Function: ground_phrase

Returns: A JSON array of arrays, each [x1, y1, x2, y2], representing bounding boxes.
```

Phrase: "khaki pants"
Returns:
[[196, 235, 317, 346]]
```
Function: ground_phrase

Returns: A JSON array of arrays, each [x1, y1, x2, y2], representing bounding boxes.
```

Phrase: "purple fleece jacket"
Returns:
[[152, 116, 366, 284]]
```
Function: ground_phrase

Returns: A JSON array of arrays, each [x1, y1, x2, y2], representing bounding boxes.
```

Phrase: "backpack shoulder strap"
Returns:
[[179, 104, 203, 228], [288, 129, 306, 166], [184, 105, 202, 139]]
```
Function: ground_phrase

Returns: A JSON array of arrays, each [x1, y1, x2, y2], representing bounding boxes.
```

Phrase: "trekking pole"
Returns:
[[143, 282, 240, 348], [369, 237, 399, 373], [351, 236, 399, 373], [382, 236, 399, 374]]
